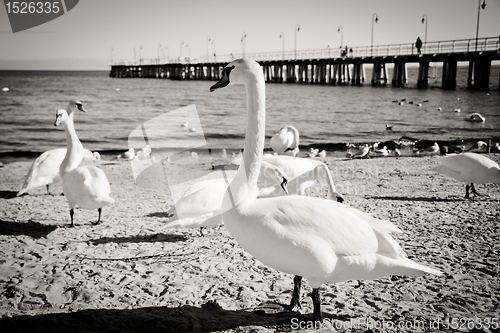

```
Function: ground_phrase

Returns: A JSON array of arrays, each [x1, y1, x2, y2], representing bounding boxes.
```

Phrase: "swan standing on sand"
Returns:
[[431, 152, 500, 199], [55, 109, 114, 227], [270, 125, 300, 156], [17, 100, 91, 196], [210, 59, 442, 322], [164, 161, 288, 234]]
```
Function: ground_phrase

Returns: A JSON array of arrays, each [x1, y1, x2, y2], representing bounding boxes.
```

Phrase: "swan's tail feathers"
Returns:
[[163, 218, 186, 229], [402, 258, 443, 276], [17, 178, 33, 196]]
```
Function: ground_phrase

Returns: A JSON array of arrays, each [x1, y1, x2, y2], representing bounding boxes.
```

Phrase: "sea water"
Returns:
[[0, 66, 499, 160]]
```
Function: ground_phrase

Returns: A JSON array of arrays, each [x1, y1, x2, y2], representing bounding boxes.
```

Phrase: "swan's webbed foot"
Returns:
[[287, 275, 303, 311], [91, 208, 102, 225], [311, 287, 323, 323], [336, 196, 344, 203], [465, 183, 481, 199], [470, 183, 481, 197]]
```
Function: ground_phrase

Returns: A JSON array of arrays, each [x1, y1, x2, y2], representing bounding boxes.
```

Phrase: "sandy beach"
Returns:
[[0, 152, 499, 333]]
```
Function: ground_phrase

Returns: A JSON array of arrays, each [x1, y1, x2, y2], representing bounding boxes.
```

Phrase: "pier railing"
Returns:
[[111, 36, 500, 66]]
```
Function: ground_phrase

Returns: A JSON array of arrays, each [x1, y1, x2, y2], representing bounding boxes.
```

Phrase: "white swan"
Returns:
[[464, 113, 485, 122], [17, 100, 91, 196], [431, 152, 500, 198], [210, 59, 442, 322], [18, 148, 99, 196], [317, 150, 326, 158], [55, 109, 114, 227], [164, 161, 288, 233], [270, 125, 300, 156], [261, 154, 344, 202]]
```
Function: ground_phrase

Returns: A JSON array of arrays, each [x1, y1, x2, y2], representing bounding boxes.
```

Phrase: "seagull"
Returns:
[[416, 142, 440, 155], [347, 144, 370, 159], [466, 141, 487, 153]]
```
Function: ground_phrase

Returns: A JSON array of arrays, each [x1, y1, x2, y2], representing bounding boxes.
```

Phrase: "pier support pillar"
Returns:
[[351, 63, 365, 85], [467, 58, 491, 91], [442, 60, 457, 90], [286, 64, 296, 82], [417, 61, 429, 89], [391, 62, 407, 87], [371, 61, 387, 86]]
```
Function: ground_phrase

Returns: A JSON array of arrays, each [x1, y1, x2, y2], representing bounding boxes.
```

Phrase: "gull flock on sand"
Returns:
[[9, 59, 500, 327]]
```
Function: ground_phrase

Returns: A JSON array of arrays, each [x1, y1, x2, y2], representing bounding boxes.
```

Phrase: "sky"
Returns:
[[0, 0, 499, 70]]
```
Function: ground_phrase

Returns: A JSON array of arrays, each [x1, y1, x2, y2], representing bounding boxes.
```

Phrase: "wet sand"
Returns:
[[0, 153, 499, 332]]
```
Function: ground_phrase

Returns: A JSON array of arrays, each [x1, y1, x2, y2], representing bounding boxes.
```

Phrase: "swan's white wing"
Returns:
[[225, 196, 440, 286], [18, 148, 66, 195]]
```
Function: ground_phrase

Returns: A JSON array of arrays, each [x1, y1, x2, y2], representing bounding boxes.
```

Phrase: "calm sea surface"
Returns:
[[0, 66, 499, 160]]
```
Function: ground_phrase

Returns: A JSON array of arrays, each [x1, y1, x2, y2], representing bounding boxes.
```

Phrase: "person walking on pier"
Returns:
[[416, 37, 422, 54]]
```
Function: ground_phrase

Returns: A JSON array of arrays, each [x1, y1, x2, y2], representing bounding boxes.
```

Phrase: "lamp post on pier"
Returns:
[[338, 25, 343, 49], [164, 46, 169, 63], [206, 37, 211, 62], [294, 24, 300, 59], [157, 43, 161, 64], [421, 14, 428, 44], [241, 32, 247, 58], [110, 47, 113, 66], [186, 43, 191, 62], [371, 13, 378, 56], [179, 40, 184, 62], [475, 0, 487, 51], [138, 45, 142, 65], [279, 32, 284, 59]]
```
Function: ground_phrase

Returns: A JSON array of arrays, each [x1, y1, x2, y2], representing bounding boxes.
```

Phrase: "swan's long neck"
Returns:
[[59, 113, 84, 178], [227, 72, 266, 206]]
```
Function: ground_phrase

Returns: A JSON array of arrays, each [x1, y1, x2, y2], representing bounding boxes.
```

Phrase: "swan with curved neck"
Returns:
[[270, 125, 300, 156], [163, 160, 289, 234], [431, 152, 500, 198], [210, 59, 442, 322], [55, 107, 114, 227], [17, 101, 90, 196]]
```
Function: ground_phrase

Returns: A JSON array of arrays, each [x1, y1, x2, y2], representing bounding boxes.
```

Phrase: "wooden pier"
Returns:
[[110, 37, 500, 91]]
